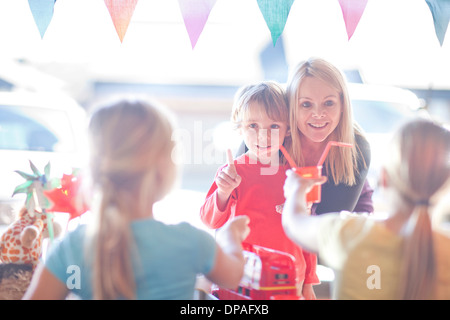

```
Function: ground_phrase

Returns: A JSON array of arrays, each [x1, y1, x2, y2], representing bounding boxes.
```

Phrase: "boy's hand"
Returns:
[[216, 149, 242, 204]]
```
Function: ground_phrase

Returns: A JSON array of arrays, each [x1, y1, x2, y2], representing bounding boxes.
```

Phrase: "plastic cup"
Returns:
[[293, 166, 322, 203]]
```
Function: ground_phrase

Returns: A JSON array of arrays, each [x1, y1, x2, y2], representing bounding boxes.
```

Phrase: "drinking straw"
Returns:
[[279, 145, 297, 169], [317, 141, 353, 166]]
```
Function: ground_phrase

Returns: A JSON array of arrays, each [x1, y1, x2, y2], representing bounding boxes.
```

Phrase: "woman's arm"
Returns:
[[22, 263, 68, 300], [282, 170, 327, 253], [206, 215, 250, 289]]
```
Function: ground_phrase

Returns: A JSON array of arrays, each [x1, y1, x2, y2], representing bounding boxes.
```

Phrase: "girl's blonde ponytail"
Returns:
[[385, 119, 450, 299], [86, 99, 176, 299]]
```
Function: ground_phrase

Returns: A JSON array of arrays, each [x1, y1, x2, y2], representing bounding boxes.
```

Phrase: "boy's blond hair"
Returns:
[[231, 81, 291, 161], [231, 81, 289, 128]]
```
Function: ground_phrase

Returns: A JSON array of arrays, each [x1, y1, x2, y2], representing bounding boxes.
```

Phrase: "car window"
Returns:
[[0, 105, 76, 152], [352, 99, 413, 134]]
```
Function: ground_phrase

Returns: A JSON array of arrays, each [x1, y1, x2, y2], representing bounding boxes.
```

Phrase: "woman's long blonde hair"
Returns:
[[86, 98, 176, 299], [384, 119, 450, 300], [286, 57, 366, 185]]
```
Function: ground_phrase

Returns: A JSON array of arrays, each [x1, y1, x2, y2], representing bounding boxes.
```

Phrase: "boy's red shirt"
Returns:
[[200, 154, 319, 285]]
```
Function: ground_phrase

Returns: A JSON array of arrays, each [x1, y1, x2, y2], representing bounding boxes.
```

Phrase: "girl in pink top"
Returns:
[[200, 81, 319, 299]]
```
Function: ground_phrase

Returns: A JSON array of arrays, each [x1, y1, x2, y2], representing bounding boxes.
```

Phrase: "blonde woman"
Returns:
[[286, 57, 372, 215], [24, 99, 249, 300], [282, 118, 450, 299]]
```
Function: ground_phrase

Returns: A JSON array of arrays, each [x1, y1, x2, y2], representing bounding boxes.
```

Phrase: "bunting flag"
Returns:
[[338, 0, 368, 40], [104, 0, 139, 43], [425, 0, 450, 46], [28, 0, 56, 39], [177, 0, 217, 49], [257, 0, 295, 46]]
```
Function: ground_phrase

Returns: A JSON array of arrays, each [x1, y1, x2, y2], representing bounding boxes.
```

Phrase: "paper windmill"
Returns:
[[12, 161, 60, 216], [43, 170, 89, 221]]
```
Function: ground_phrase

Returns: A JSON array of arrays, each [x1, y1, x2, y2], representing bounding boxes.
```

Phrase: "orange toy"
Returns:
[[0, 207, 57, 267]]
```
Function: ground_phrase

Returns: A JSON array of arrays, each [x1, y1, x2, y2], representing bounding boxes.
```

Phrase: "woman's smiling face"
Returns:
[[296, 76, 342, 144]]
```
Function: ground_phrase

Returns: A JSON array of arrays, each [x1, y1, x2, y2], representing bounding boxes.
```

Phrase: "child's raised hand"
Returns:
[[210, 215, 250, 289], [217, 215, 250, 244], [283, 169, 327, 200], [216, 149, 242, 200], [228, 215, 250, 243]]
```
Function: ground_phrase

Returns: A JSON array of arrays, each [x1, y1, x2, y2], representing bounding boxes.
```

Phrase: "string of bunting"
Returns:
[[26, 0, 450, 48]]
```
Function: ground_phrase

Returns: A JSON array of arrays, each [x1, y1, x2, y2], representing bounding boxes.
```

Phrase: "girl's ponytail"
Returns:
[[399, 203, 435, 299], [86, 99, 176, 299], [385, 119, 450, 299]]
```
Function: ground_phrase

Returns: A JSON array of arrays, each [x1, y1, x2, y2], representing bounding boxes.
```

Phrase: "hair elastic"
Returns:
[[415, 199, 430, 207]]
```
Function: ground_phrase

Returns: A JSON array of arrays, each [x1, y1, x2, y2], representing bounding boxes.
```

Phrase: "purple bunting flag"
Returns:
[[257, 0, 295, 46], [178, 0, 217, 49], [338, 0, 368, 40], [28, 0, 56, 39], [425, 0, 450, 46]]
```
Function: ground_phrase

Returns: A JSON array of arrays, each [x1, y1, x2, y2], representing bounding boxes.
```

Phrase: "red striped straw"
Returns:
[[317, 141, 353, 167], [279, 145, 297, 169]]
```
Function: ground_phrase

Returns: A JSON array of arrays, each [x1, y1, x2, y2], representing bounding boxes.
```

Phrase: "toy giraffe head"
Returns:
[[0, 207, 57, 267]]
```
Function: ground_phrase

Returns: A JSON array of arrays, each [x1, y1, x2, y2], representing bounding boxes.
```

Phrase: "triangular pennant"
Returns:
[[104, 0, 139, 43], [177, 0, 217, 49], [28, 0, 56, 39], [257, 0, 295, 46], [338, 0, 368, 40], [425, 0, 450, 46]]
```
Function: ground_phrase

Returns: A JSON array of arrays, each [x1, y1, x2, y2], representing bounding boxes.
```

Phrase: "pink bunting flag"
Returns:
[[104, 0, 139, 43], [338, 0, 368, 40], [178, 0, 217, 49]]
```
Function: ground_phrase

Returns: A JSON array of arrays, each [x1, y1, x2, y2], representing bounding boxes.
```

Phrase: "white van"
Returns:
[[0, 91, 87, 225]]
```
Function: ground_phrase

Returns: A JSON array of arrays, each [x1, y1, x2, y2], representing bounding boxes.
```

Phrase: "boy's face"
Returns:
[[240, 101, 290, 163]]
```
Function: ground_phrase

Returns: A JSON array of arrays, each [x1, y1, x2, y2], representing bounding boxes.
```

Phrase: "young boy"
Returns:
[[200, 81, 319, 299]]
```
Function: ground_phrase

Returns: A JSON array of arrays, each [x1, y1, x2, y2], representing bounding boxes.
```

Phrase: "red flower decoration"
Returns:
[[44, 173, 89, 220]]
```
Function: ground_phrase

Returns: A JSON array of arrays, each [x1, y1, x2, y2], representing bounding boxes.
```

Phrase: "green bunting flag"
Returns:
[[257, 0, 295, 46]]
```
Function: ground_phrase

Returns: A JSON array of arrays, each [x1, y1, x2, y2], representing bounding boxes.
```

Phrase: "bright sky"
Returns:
[[0, 0, 448, 89]]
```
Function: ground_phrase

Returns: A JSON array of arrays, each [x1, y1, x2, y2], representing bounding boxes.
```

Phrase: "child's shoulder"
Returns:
[[137, 219, 214, 242]]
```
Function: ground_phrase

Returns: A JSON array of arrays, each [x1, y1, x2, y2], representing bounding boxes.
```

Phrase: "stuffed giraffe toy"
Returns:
[[0, 161, 61, 268], [0, 206, 58, 267]]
